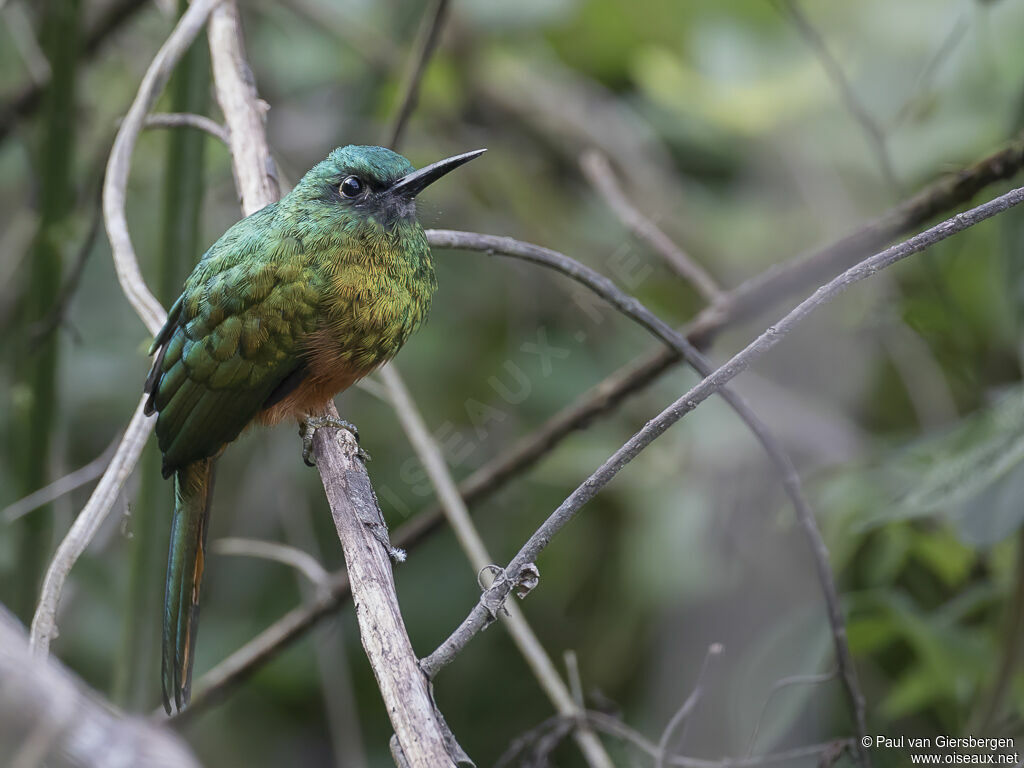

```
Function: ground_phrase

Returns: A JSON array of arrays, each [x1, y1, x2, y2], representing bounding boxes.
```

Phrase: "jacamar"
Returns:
[[143, 145, 485, 713]]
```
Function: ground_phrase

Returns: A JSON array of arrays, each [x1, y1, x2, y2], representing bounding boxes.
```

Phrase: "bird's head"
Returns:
[[289, 145, 485, 231]]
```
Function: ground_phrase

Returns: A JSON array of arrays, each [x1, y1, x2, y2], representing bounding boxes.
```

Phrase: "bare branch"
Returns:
[[745, 670, 837, 756], [386, 0, 451, 148], [422, 183, 1024, 686], [424, 229, 870, 764], [580, 150, 723, 304], [210, 538, 330, 590], [657, 644, 723, 768], [144, 112, 229, 144], [30, 396, 153, 654], [1, 608, 199, 768], [378, 364, 614, 768], [2, 435, 118, 523], [103, 0, 220, 337]]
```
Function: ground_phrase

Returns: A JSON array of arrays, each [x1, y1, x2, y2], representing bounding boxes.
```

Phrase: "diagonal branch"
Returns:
[[422, 182, 1024, 691], [423, 229, 870, 765]]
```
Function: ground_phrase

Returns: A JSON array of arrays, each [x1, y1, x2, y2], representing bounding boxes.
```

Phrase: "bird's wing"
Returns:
[[145, 225, 320, 476]]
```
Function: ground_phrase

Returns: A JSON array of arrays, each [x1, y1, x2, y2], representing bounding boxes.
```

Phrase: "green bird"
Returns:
[[143, 145, 484, 714]]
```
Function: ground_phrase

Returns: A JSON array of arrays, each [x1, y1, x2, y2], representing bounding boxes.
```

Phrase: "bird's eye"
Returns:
[[340, 176, 364, 198]]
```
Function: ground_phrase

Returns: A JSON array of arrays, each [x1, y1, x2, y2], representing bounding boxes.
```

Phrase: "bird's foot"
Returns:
[[300, 416, 368, 466]]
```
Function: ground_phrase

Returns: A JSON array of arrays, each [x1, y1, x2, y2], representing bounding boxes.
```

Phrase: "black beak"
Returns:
[[388, 149, 486, 198]]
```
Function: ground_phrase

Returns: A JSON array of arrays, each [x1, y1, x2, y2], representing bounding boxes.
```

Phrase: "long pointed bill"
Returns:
[[388, 148, 486, 198]]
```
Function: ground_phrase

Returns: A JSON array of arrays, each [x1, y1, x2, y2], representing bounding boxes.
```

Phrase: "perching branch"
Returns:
[[422, 182, 1024, 684], [1, 609, 199, 768], [311, 422, 461, 768], [207, 3, 461, 765], [28, 0, 221, 658]]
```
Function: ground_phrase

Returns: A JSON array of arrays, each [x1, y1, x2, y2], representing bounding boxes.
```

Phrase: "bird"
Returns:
[[143, 144, 485, 714]]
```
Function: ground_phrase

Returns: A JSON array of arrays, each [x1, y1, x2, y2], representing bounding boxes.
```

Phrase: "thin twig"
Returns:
[[386, 0, 450, 149], [28, 0, 221, 658], [422, 182, 1024, 687], [144, 112, 229, 144], [2, 435, 119, 523], [657, 644, 723, 768], [580, 150, 723, 304], [210, 538, 330, 590], [890, 12, 969, 131], [777, 0, 899, 192], [378, 365, 614, 768], [745, 670, 837, 756], [30, 396, 154, 654]]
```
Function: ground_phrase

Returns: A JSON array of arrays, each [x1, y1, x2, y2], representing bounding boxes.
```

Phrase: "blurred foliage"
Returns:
[[2, 0, 1024, 766]]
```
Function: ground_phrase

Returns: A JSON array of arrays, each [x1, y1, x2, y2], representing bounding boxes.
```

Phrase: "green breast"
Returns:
[[316, 218, 437, 372]]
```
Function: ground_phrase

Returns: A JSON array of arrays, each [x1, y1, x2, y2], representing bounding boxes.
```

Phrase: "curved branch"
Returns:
[[30, 396, 153, 654], [144, 112, 229, 144], [103, 0, 220, 337], [422, 183, 1024, 680], [210, 538, 330, 590], [424, 227, 871, 764]]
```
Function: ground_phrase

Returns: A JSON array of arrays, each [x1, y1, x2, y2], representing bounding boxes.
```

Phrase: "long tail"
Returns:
[[162, 458, 216, 714]]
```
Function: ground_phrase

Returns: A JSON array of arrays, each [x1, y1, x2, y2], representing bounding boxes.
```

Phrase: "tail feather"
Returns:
[[162, 458, 216, 714]]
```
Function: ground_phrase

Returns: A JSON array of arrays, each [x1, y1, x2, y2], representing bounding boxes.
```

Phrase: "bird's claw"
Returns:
[[300, 416, 364, 466]]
